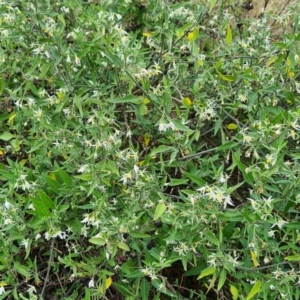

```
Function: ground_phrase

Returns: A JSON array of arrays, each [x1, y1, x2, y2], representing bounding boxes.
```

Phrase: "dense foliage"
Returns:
[[0, 0, 300, 299]]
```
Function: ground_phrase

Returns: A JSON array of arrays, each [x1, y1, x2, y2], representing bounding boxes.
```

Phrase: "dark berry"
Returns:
[[122, 233, 129, 239], [147, 240, 155, 250], [154, 220, 163, 228], [149, 229, 155, 235], [244, 3, 254, 10]]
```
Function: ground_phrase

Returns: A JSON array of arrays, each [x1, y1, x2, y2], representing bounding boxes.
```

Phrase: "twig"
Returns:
[[177, 146, 219, 161], [237, 261, 291, 272], [40, 238, 55, 298]]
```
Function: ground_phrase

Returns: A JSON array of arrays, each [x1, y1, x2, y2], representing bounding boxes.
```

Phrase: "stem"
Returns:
[[40, 238, 55, 299]]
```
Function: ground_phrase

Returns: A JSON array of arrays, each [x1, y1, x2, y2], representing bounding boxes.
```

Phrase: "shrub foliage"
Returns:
[[0, 0, 300, 299]]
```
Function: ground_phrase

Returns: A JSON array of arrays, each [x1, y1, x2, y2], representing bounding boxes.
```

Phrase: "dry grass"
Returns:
[[205, 0, 299, 37], [243, 0, 298, 35]]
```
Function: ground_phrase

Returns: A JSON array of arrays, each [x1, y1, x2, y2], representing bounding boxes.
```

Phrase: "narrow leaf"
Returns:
[[38, 190, 55, 209], [89, 237, 106, 246], [74, 95, 83, 117], [57, 169, 72, 187], [197, 266, 216, 279], [217, 269, 227, 291], [227, 123, 238, 130], [171, 119, 192, 132], [204, 231, 220, 246], [31, 198, 51, 217], [150, 145, 173, 156], [246, 281, 262, 300], [230, 285, 239, 300], [154, 201, 166, 221], [250, 250, 259, 267], [107, 95, 141, 104], [141, 278, 150, 300], [129, 232, 151, 238], [0, 132, 15, 141], [226, 24, 232, 45], [117, 242, 130, 251], [285, 254, 300, 261], [209, 0, 217, 12]]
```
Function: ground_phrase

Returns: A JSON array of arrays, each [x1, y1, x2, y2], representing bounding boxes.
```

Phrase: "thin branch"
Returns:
[[41, 238, 55, 298]]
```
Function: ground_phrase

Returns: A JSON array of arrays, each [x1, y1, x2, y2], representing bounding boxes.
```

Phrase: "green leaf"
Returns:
[[101, 176, 111, 186], [14, 262, 30, 278], [153, 201, 166, 221], [284, 254, 300, 261], [117, 242, 130, 251], [56, 169, 72, 187], [217, 141, 239, 151], [204, 231, 220, 246], [74, 95, 83, 117], [87, 177, 98, 197], [40, 63, 51, 78], [43, 174, 61, 194], [106, 160, 119, 176], [222, 222, 237, 239], [227, 181, 245, 194], [217, 269, 227, 291], [216, 70, 236, 82], [56, 205, 69, 213], [230, 285, 239, 300], [0, 132, 15, 141], [246, 281, 262, 300], [197, 266, 216, 279], [183, 172, 206, 186], [187, 27, 199, 42], [141, 278, 150, 300], [107, 95, 141, 104], [209, 0, 217, 12], [113, 283, 134, 296], [89, 237, 106, 246], [167, 178, 189, 186], [57, 14, 65, 27], [38, 190, 55, 209], [31, 197, 51, 217], [129, 232, 151, 238], [171, 119, 193, 132], [27, 139, 48, 153], [138, 103, 148, 115], [227, 123, 238, 130], [78, 47, 91, 58], [183, 262, 207, 276], [0, 76, 5, 95], [150, 145, 173, 156], [74, 173, 94, 181], [225, 24, 232, 45]]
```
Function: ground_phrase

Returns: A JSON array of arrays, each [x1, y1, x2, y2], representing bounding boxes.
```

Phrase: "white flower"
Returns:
[[21, 239, 29, 249], [4, 201, 12, 210], [75, 55, 81, 66], [158, 121, 168, 132], [0, 286, 5, 295], [126, 130, 132, 138], [44, 231, 51, 240], [271, 219, 288, 229], [34, 108, 43, 120], [27, 284, 37, 294], [223, 195, 234, 208], [88, 278, 95, 288], [78, 164, 89, 173], [268, 230, 275, 238], [4, 218, 13, 225], [119, 172, 132, 185]]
